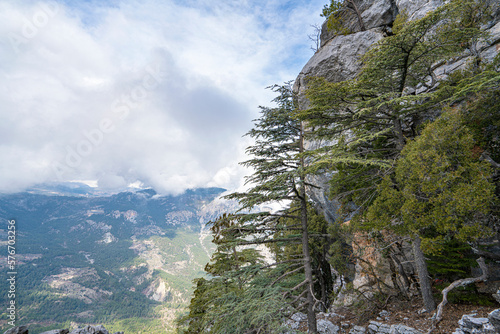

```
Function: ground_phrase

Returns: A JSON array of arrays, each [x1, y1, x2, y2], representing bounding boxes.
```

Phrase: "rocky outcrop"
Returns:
[[452, 310, 500, 334], [294, 28, 384, 223], [285, 312, 341, 334], [367, 321, 422, 334], [3, 327, 28, 334], [295, 0, 500, 297], [284, 311, 423, 334], [295, 29, 384, 109], [3, 326, 122, 334], [320, 0, 397, 47], [285, 309, 500, 334]]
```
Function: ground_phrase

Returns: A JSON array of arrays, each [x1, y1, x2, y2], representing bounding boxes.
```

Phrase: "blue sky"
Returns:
[[0, 0, 326, 194]]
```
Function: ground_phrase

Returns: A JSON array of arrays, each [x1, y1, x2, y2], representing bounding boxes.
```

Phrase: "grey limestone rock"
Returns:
[[3, 325, 123, 334], [452, 330, 467, 334], [69, 326, 107, 334], [317, 318, 339, 334], [481, 21, 500, 63], [360, 0, 398, 31], [295, 29, 384, 109], [366, 321, 423, 334], [3, 327, 28, 334], [379, 310, 390, 318], [320, 0, 397, 47], [459, 315, 490, 330], [285, 312, 307, 330], [488, 309, 500, 332], [452, 311, 500, 334], [290, 312, 308, 323], [350, 325, 367, 334], [294, 29, 384, 222], [367, 321, 391, 334], [395, 0, 444, 21], [389, 324, 423, 334]]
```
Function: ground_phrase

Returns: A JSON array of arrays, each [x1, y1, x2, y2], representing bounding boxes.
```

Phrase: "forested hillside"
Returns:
[[0, 187, 229, 334], [179, 0, 500, 333]]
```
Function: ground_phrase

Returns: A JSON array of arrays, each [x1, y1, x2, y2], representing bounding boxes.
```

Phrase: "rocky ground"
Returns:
[[287, 298, 500, 334]]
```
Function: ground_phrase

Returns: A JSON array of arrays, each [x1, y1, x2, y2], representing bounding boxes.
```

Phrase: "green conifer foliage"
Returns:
[[302, 0, 494, 312], [299, 0, 492, 221], [180, 84, 336, 333], [366, 110, 495, 310], [368, 111, 494, 245]]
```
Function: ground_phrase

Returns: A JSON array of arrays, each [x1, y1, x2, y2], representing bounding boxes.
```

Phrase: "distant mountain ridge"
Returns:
[[0, 185, 231, 334]]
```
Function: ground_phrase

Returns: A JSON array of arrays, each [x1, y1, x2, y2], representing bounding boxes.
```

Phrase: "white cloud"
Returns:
[[0, 0, 325, 194]]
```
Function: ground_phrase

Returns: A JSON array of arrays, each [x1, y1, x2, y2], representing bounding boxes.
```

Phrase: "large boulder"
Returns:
[[489, 309, 500, 332], [320, 0, 397, 47], [3, 327, 28, 334], [317, 318, 339, 334]]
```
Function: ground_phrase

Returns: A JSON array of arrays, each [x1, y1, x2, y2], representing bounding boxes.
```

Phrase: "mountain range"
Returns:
[[0, 184, 235, 333]]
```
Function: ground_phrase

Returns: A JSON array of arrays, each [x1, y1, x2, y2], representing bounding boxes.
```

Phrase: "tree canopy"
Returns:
[[181, 0, 500, 330]]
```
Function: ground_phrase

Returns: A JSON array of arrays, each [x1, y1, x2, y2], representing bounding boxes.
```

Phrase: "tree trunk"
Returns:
[[347, 0, 366, 31], [299, 121, 317, 333], [412, 235, 436, 312], [394, 118, 406, 151]]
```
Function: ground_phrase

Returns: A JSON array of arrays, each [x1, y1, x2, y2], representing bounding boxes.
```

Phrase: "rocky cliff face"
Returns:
[[294, 0, 500, 303], [295, 0, 500, 222]]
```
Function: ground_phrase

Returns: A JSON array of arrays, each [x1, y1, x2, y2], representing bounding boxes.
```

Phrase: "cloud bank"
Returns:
[[0, 0, 325, 194]]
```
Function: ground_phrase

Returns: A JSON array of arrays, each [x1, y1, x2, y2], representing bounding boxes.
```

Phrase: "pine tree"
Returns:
[[181, 83, 335, 333], [223, 82, 320, 332]]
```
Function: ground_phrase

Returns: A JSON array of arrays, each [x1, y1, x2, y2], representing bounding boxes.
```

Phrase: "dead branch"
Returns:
[[427, 257, 488, 334], [480, 152, 500, 169], [297, 300, 310, 310], [346, 0, 366, 31], [290, 289, 309, 305]]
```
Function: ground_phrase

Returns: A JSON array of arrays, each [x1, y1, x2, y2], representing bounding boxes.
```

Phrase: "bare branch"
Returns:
[[271, 265, 306, 286], [480, 152, 500, 169], [427, 257, 488, 334], [308, 24, 322, 52]]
